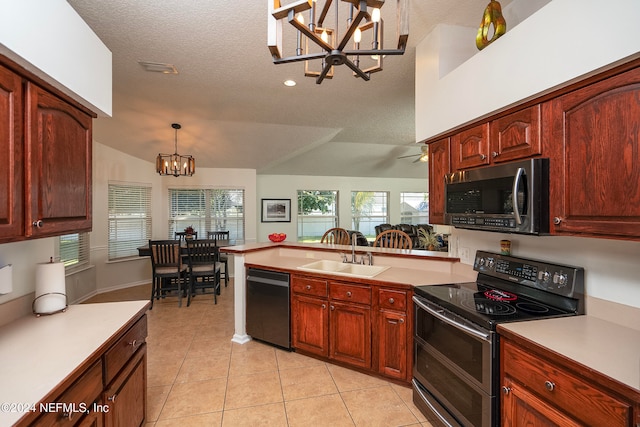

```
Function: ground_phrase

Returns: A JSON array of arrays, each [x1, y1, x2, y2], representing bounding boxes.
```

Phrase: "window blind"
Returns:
[[59, 233, 90, 272], [108, 183, 152, 260]]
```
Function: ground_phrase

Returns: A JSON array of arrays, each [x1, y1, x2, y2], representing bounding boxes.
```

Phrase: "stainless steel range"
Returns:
[[412, 251, 585, 427]]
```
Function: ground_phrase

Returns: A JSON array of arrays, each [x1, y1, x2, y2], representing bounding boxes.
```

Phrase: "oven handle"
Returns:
[[512, 167, 524, 225], [413, 296, 490, 341], [412, 379, 458, 427]]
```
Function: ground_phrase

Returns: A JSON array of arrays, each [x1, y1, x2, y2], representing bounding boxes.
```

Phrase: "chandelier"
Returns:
[[268, 0, 409, 84], [156, 123, 195, 177]]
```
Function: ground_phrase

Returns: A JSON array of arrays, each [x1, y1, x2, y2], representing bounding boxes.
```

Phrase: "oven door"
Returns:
[[413, 296, 497, 427]]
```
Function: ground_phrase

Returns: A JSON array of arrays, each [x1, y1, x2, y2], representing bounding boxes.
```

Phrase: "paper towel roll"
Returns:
[[33, 261, 67, 315]]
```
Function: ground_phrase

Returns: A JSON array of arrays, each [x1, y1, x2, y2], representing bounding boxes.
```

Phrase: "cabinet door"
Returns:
[[451, 123, 490, 170], [25, 83, 92, 238], [377, 310, 407, 380], [502, 377, 582, 427], [544, 66, 640, 238], [0, 65, 23, 241], [103, 346, 146, 427], [291, 294, 329, 357], [490, 105, 542, 163], [428, 138, 450, 224], [329, 301, 371, 369]]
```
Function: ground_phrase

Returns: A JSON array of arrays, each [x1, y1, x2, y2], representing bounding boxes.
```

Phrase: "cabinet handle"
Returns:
[[330, 305, 335, 311], [61, 412, 74, 421], [479, 154, 486, 160], [553, 217, 563, 225], [492, 151, 499, 158], [306, 285, 311, 290], [346, 291, 352, 297], [544, 381, 555, 392], [502, 386, 511, 395], [32, 220, 43, 228], [321, 304, 326, 309], [129, 339, 138, 348], [388, 298, 395, 304], [108, 394, 117, 402], [399, 318, 404, 324]]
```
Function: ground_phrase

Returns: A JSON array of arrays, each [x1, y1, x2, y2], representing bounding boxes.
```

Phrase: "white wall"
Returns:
[[416, 0, 640, 141], [0, 0, 112, 116], [257, 174, 428, 242]]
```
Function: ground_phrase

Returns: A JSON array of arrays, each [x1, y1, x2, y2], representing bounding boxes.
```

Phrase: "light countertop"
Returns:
[[499, 315, 640, 392], [0, 300, 149, 426]]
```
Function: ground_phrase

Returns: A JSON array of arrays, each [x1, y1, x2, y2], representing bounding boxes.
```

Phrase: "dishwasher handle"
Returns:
[[247, 275, 289, 287]]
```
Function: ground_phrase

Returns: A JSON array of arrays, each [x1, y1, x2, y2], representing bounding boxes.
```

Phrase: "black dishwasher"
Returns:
[[246, 268, 291, 350]]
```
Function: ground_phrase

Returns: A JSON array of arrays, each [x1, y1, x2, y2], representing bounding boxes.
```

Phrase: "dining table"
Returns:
[[137, 239, 233, 257]]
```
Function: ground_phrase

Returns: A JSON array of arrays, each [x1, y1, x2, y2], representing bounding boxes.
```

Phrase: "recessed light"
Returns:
[[283, 79, 296, 87]]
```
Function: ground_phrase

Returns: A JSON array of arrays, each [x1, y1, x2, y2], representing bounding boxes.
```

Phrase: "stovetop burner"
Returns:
[[461, 297, 516, 316]]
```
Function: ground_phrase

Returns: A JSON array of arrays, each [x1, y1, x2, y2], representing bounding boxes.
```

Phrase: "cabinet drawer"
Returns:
[[292, 276, 328, 297], [503, 340, 631, 426], [330, 282, 371, 305], [104, 315, 147, 385], [377, 289, 407, 311], [33, 360, 103, 427]]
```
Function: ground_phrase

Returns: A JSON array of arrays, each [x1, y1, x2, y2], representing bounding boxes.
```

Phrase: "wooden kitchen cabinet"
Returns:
[[25, 83, 92, 238], [0, 64, 24, 241], [376, 288, 409, 381], [329, 281, 371, 369], [543, 65, 640, 239], [427, 138, 450, 224], [501, 336, 639, 427], [451, 122, 490, 170], [291, 275, 329, 357], [103, 347, 146, 427]]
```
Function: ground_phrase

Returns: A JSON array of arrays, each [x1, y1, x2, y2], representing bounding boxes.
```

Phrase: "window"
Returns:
[[400, 192, 429, 225], [58, 233, 90, 272], [297, 190, 338, 242], [108, 183, 152, 260], [168, 189, 245, 242], [351, 191, 388, 239]]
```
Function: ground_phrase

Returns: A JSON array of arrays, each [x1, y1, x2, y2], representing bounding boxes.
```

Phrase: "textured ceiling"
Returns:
[[67, 0, 511, 179]]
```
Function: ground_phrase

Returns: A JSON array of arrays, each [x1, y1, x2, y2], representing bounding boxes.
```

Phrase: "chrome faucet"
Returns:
[[351, 232, 358, 263]]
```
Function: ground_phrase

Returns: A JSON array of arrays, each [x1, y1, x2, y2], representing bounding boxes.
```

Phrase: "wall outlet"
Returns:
[[458, 246, 471, 263]]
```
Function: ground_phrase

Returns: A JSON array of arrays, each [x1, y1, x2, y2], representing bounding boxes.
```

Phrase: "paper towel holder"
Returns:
[[32, 293, 68, 317]]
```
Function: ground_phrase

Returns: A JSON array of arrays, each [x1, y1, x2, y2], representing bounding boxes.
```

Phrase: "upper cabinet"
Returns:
[[428, 138, 450, 225], [543, 65, 640, 239], [451, 105, 542, 171], [0, 57, 94, 243]]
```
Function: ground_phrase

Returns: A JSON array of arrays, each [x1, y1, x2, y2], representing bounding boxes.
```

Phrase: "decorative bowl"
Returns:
[[268, 233, 286, 242]]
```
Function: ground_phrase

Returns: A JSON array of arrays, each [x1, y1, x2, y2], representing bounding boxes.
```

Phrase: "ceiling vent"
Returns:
[[138, 61, 178, 74]]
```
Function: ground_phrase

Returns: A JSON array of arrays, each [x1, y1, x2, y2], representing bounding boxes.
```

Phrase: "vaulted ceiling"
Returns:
[[67, 0, 511, 178]]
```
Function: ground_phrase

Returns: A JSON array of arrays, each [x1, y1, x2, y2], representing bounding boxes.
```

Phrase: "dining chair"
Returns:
[[207, 231, 230, 286], [320, 227, 350, 245], [148, 239, 187, 308], [373, 229, 413, 249], [185, 239, 221, 305]]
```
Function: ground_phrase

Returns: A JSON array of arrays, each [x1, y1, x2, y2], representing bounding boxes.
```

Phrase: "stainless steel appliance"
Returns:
[[246, 268, 291, 349], [412, 251, 584, 427], [444, 158, 549, 235]]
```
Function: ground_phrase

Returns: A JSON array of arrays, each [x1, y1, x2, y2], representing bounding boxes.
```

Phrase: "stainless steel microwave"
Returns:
[[444, 158, 549, 235]]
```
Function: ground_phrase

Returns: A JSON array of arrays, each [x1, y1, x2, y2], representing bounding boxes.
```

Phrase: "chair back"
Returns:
[[149, 240, 182, 272], [373, 230, 413, 249], [207, 231, 230, 245], [186, 239, 218, 267], [321, 227, 350, 245], [175, 231, 198, 242]]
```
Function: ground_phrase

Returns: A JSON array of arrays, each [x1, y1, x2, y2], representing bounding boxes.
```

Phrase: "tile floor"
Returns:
[[85, 280, 432, 427]]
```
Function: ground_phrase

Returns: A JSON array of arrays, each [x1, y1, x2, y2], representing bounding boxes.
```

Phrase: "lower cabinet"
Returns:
[[24, 313, 148, 427], [501, 335, 640, 426], [291, 273, 411, 382]]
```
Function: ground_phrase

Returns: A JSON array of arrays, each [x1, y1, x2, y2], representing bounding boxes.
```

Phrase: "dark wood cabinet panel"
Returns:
[[25, 83, 92, 238], [103, 347, 146, 427], [490, 104, 542, 163], [291, 293, 329, 357], [0, 65, 23, 240], [451, 123, 490, 170], [544, 66, 640, 238], [428, 138, 450, 225], [329, 300, 371, 369], [377, 310, 407, 380]]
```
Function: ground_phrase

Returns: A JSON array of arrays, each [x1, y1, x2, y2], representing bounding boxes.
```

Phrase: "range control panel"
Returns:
[[473, 250, 584, 297]]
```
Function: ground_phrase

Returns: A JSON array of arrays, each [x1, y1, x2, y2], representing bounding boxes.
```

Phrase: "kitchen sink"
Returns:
[[297, 260, 390, 278]]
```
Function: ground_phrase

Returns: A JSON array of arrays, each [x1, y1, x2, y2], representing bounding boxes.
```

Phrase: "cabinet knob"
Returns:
[[321, 304, 326, 309], [108, 394, 117, 402], [492, 151, 499, 158], [553, 217, 563, 225], [399, 318, 405, 324], [479, 154, 487, 160], [544, 381, 555, 392], [388, 298, 395, 304], [129, 339, 138, 348], [306, 285, 311, 290], [502, 386, 511, 395], [32, 220, 43, 228], [346, 291, 352, 297], [61, 412, 74, 421], [330, 305, 335, 311]]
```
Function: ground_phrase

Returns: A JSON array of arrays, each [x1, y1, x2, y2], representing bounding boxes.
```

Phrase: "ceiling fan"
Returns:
[[397, 145, 429, 163]]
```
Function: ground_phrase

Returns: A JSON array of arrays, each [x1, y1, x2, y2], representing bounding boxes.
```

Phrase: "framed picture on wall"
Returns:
[[261, 199, 291, 222]]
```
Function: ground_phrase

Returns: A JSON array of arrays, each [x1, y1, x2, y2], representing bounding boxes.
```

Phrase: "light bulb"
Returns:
[[371, 8, 381, 23], [296, 13, 304, 25], [354, 28, 362, 43], [321, 29, 328, 43]]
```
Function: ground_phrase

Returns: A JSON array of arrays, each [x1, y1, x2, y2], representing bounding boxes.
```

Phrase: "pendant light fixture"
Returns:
[[267, 0, 409, 84], [156, 123, 195, 177]]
